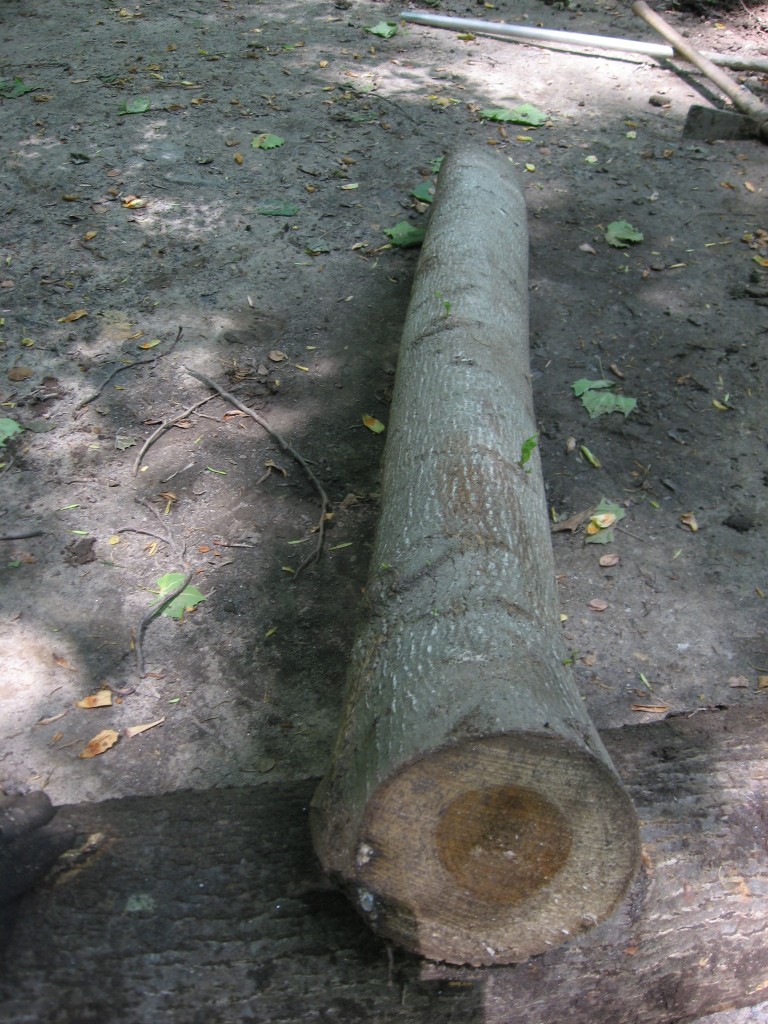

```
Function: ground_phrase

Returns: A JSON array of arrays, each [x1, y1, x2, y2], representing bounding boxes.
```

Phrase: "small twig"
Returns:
[[134, 497, 185, 561], [133, 394, 216, 475], [184, 366, 330, 573], [161, 462, 195, 483], [371, 90, 418, 124], [0, 528, 44, 541], [74, 327, 183, 415], [135, 570, 195, 678], [114, 527, 174, 548], [78, 241, 108, 261]]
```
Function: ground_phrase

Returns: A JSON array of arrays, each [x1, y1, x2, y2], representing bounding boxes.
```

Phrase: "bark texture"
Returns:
[[1, 707, 768, 1024], [311, 145, 639, 965]]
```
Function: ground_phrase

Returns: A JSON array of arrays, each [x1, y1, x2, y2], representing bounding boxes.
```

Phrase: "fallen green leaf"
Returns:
[[605, 220, 643, 248], [364, 21, 398, 38], [581, 390, 637, 419], [252, 133, 285, 150], [411, 181, 435, 204], [151, 572, 207, 620], [0, 77, 39, 99], [480, 104, 547, 127], [362, 414, 385, 434], [580, 445, 601, 469], [572, 378, 614, 397], [118, 97, 151, 115], [305, 239, 330, 255], [0, 418, 22, 447], [257, 201, 299, 216], [383, 222, 426, 248], [572, 379, 637, 419]]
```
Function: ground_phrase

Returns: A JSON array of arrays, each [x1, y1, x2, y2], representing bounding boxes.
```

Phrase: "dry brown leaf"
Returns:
[[124, 717, 165, 739], [680, 512, 699, 532], [76, 688, 113, 709], [79, 729, 120, 758], [57, 308, 88, 323], [588, 598, 609, 612], [268, 349, 287, 362], [599, 553, 620, 567], [631, 704, 669, 714], [758, 676, 768, 690], [338, 493, 362, 510], [551, 506, 595, 534], [8, 366, 33, 382], [728, 676, 750, 688]]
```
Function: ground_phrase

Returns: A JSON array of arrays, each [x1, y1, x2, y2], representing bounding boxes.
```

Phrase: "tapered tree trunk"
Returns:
[[311, 146, 639, 966]]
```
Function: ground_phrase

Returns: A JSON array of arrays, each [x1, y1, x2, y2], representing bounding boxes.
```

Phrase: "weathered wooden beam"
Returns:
[[310, 146, 639, 966], [2, 707, 768, 1023]]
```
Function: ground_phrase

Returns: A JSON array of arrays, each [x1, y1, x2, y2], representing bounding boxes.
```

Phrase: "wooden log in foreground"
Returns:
[[3, 706, 768, 1023], [311, 146, 640, 966]]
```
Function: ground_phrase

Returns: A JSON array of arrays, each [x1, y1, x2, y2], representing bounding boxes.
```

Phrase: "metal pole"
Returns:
[[400, 10, 768, 73]]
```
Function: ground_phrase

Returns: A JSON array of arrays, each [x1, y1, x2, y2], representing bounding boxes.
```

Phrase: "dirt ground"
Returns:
[[1, 0, 767, 1011]]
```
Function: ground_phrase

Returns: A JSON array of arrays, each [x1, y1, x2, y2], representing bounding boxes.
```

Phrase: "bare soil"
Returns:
[[1, 0, 767, 1008]]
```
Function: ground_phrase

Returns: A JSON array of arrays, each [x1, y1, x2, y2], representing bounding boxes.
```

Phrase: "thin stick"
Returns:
[[135, 570, 195, 678], [132, 394, 216, 475], [74, 327, 183, 415], [184, 366, 330, 573], [114, 527, 174, 549], [134, 497, 185, 561], [0, 528, 44, 541]]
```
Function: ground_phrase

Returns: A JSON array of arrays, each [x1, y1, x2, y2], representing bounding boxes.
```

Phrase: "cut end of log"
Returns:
[[436, 784, 572, 905], [314, 733, 639, 966]]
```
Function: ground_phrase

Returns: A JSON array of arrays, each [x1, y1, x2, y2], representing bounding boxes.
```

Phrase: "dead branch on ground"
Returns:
[[74, 327, 183, 416], [184, 366, 330, 574]]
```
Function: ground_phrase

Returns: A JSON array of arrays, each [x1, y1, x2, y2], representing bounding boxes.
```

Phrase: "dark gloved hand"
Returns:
[[0, 790, 76, 947]]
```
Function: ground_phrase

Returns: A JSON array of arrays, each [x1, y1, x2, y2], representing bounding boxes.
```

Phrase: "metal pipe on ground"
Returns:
[[400, 10, 768, 74], [311, 145, 640, 967]]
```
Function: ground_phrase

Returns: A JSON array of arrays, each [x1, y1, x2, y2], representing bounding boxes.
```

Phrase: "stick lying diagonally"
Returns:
[[400, 10, 768, 74], [184, 366, 330, 574], [632, 0, 768, 143]]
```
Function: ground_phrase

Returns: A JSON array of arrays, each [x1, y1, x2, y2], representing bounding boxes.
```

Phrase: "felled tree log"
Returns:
[[311, 146, 640, 966]]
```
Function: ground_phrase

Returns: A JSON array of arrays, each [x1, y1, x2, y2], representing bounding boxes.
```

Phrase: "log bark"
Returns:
[[311, 146, 639, 966]]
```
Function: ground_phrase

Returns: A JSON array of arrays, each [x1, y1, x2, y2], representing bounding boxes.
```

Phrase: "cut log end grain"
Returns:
[[316, 733, 639, 966]]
